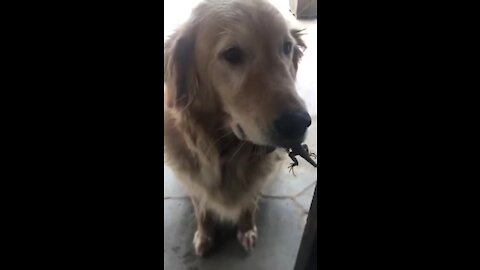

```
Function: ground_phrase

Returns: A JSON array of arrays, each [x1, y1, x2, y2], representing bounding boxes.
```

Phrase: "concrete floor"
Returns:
[[164, 1, 317, 269]]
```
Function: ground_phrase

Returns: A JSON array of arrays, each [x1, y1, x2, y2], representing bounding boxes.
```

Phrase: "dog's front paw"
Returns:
[[237, 226, 257, 252], [193, 230, 213, 256]]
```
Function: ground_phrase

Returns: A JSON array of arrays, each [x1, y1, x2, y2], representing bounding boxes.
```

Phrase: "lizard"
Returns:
[[287, 143, 317, 176]]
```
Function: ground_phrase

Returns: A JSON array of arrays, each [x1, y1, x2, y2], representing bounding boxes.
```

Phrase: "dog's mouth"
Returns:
[[232, 124, 276, 154], [233, 123, 308, 153], [233, 126, 309, 157], [252, 144, 276, 155], [274, 137, 307, 149], [236, 124, 247, 140]]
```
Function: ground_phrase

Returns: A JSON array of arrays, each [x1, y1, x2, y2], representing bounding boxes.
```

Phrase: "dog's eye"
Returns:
[[223, 47, 244, 65], [283, 41, 292, 55]]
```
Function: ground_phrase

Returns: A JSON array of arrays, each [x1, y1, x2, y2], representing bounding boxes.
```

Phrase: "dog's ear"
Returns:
[[164, 26, 198, 109], [290, 29, 307, 73]]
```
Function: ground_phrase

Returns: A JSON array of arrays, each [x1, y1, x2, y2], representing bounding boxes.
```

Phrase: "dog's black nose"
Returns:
[[274, 110, 311, 142]]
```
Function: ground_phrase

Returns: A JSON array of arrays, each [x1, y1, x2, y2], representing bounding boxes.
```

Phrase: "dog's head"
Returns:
[[165, 0, 311, 148]]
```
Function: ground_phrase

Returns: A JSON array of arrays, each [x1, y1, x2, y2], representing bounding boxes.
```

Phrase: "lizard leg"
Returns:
[[288, 163, 297, 176], [288, 153, 299, 176]]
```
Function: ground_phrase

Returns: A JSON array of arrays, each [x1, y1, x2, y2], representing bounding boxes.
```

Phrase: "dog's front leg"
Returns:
[[191, 198, 215, 256], [236, 204, 258, 252]]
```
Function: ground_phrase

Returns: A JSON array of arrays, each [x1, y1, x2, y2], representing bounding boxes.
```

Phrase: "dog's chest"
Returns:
[[202, 144, 282, 187]]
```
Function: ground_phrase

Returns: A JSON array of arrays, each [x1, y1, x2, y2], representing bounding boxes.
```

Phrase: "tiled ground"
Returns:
[[164, 1, 317, 269]]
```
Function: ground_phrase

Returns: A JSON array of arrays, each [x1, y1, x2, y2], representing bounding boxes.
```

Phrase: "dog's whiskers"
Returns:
[[229, 141, 246, 163], [205, 129, 234, 157]]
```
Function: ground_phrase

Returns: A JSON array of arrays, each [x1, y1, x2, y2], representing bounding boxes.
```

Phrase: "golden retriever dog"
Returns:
[[164, 0, 311, 256]]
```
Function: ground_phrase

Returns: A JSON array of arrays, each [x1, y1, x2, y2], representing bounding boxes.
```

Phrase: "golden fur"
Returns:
[[164, 0, 307, 255]]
